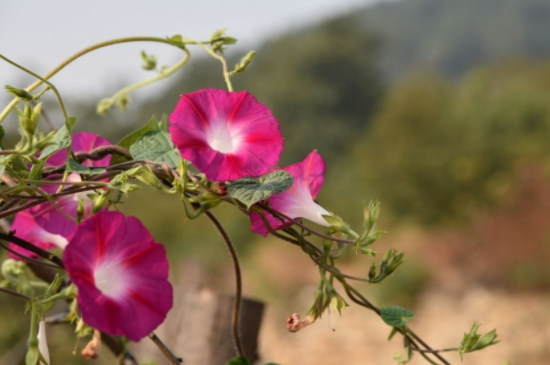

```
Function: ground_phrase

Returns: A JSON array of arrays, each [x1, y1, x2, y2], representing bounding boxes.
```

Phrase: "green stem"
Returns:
[[102, 48, 191, 112], [195, 43, 234, 91], [0, 36, 188, 124], [0, 54, 70, 123]]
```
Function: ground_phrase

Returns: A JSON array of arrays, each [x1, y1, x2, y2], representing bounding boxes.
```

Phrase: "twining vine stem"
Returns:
[[205, 210, 245, 358], [148, 332, 183, 364]]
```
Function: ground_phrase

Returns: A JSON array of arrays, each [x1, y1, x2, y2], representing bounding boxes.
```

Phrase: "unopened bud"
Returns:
[[360, 246, 377, 256], [116, 94, 131, 112], [368, 263, 377, 280], [137, 169, 163, 190], [18, 103, 38, 137], [234, 51, 256, 74], [140, 51, 157, 71], [76, 198, 85, 222], [96, 98, 112, 116], [6, 85, 34, 100], [38, 320, 50, 365], [92, 192, 110, 213]]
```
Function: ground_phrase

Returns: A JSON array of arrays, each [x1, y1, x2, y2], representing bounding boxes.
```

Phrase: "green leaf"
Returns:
[[158, 113, 169, 132], [227, 170, 293, 208], [470, 329, 499, 351], [66, 116, 77, 131], [67, 158, 106, 175], [28, 160, 45, 180], [381, 306, 414, 328], [222, 37, 238, 45], [39, 125, 71, 160], [225, 357, 251, 365], [169, 34, 183, 43], [129, 130, 180, 168], [110, 116, 160, 165], [388, 327, 399, 341]]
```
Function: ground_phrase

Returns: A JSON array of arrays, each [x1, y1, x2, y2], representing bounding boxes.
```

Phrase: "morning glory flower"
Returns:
[[169, 88, 284, 182], [9, 132, 111, 259], [63, 211, 173, 341], [250, 150, 331, 236]]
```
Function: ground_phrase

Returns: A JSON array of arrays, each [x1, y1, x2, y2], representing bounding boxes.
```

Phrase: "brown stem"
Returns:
[[0, 287, 32, 301], [205, 211, 245, 358], [148, 332, 182, 364], [0, 240, 61, 269], [0, 232, 64, 269], [411, 347, 458, 354], [41, 145, 132, 176]]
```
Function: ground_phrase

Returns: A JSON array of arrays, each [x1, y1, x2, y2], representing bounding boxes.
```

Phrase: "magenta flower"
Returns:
[[169, 88, 284, 182], [9, 132, 111, 259], [250, 150, 331, 237], [63, 211, 173, 341]]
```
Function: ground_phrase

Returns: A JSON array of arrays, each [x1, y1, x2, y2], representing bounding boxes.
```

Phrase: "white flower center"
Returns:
[[206, 119, 239, 153], [94, 262, 131, 299]]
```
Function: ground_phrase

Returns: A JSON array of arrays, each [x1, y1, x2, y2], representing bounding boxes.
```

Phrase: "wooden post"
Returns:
[[132, 288, 264, 365]]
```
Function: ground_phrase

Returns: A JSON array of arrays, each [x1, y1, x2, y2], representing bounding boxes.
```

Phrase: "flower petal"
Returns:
[[9, 132, 111, 261], [32, 174, 93, 238], [46, 132, 112, 167], [8, 210, 67, 259], [169, 89, 284, 181], [38, 320, 50, 365], [250, 150, 330, 236], [63, 211, 172, 341]]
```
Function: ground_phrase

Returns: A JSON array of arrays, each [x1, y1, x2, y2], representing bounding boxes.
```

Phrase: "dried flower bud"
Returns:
[[81, 330, 101, 360], [286, 313, 316, 333]]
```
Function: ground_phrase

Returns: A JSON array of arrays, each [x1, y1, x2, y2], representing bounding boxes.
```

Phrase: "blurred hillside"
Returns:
[[358, 0, 550, 79]]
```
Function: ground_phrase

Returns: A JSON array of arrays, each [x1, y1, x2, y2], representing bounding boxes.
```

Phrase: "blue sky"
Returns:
[[0, 0, 384, 104]]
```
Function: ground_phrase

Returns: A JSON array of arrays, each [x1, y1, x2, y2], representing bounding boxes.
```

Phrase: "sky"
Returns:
[[0, 0, 385, 106]]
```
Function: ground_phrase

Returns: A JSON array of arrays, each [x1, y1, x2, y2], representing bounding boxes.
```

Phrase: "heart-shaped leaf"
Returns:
[[129, 130, 180, 168], [380, 306, 414, 328], [227, 170, 293, 208]]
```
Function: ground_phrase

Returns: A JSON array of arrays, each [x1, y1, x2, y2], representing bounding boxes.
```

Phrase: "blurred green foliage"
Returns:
[[356, 60, 550, 225]]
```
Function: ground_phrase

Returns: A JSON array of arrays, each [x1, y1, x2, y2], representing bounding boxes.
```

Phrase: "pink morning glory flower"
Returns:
[[250, 150, 331, 237], [169, 88, 284, 182], [63, 211, 173, 341], [8, 132, 111, 259]]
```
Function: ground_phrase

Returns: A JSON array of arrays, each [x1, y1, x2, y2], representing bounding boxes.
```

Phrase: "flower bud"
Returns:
[[137, 169, 163, 190], [116, 94, 131, 112], [368, 263, 377, 280], [76, 198, 86, 222], [96, 98, 112, 116], [38, 320, 50, 365], [234, 51, 256, 74], [140, 51, 157, 71], [91, 191, 110, 213], [6, 85, 34, 100]]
